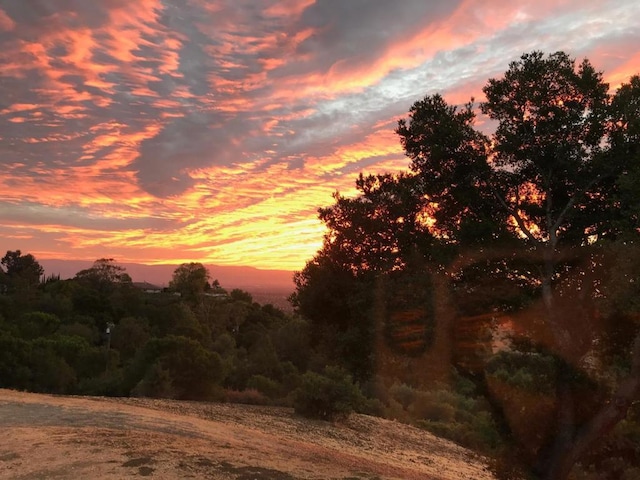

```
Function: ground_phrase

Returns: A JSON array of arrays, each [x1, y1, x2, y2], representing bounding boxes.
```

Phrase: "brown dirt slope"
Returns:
[[0, 389, 495, 479]]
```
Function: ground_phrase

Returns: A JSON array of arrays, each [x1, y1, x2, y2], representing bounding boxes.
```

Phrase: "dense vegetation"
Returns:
[[0, 254, 312, 404], [2, 51, 640, 480], [292, 51, 640, 480]]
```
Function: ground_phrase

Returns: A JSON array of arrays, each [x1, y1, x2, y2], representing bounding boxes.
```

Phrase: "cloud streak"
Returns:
[[0, 0, 639, 271]]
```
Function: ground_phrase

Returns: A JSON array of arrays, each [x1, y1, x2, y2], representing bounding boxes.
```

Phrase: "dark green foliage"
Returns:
[[389, 382, 416, 409], [132, 335, 225, 400], [16, 311, 60, 339], [418, 412, 501, 452], [110, 316, 150, 362], [0, 252, 312, 406], [397, 95, 499, 244], [247, 374, 281, 400], [131, 361, 177, 399], [230, 288, 253, 303], [293, 366, 366, 421], [485, 350, 559, 394], [1, 250, 44, 290], [169, 262, 210, 300], [291, 174, 441, 382], [387, 382, 502, 453], [273, 318, 310, 370], [292, 256, 377, 382], [246, 338, 283, 379], [76, 369, 125, 397], [28, 343, 77, 393], [75, 258, 132, 292], [0, 333, 33, 389], [292, 51, 640, 479]]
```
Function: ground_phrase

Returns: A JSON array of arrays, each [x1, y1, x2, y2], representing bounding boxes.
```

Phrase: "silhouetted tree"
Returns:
[[1, 250, 44, 291], [72, 259, 136, 329], [75, 258, 132, 292], [169, 262, 210, 300], [295, 51, 640, 479]]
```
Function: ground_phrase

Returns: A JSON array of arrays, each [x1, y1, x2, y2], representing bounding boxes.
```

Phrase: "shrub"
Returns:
[[76, 369, 125, 396], [131, 361, 176, 399], [293, 366, 365, 420], [389, 382, 416, 409], [410, 393, 456, 422], [224, 388, 269, 405], [360, 396, 386, 417], [407, 387, 502, 453], [418, 413, 501, 452], [485, 350, 557, 393], [30, 349, 76, 393], [384, 397, 410, 422], [247, 374, 281, 400], [133, 335, 227, 400]]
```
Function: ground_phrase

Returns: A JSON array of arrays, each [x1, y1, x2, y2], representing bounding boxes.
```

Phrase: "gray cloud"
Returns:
[[0, 0, 128, 29], [132, 110, 267, 197], [271, 0, 462, 78], [0, 0, 638, 269], [3, 0, 461, 200], [0, 201, 181, 231]]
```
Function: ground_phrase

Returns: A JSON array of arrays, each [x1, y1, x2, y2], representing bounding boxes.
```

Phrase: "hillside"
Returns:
[[0, 389, 495, 480]]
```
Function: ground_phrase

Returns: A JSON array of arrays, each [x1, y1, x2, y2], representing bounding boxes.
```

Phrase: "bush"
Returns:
[[418, 412, 501, 452], [485, 350, 557, 393], [247, 374, 281, 400], [224, 388, 269, 405], [134, 335, 227, 400], [76, 369, 125, 396], [293, 366, 365, 420], [389, 382, 416, 409], [402, 387, 502, 453], [131, 361, 176, 399], [360, 396, 386, 417], [410, 393, 456, 422]]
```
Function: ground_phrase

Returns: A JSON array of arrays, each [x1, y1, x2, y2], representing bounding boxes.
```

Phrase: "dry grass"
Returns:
[[0, 389, 495, 479]]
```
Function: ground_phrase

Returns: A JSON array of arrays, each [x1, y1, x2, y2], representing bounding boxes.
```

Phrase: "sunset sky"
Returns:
[[1, 1, 639, 272]]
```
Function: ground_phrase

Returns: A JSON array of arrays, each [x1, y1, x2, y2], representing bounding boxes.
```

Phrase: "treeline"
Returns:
[[0, 254, 313, 404], [0, 250, 500, 457]]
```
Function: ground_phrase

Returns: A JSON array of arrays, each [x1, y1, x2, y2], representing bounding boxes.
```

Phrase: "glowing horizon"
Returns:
[[1, 1, 639, 271]]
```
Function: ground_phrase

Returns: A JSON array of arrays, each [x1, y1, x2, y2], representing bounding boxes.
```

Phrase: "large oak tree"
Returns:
[[294, 51, 640, 479]]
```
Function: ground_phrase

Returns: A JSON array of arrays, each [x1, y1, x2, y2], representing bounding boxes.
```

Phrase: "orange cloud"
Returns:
[[1, 0, 638, 273], [605, 52, 640, 90]]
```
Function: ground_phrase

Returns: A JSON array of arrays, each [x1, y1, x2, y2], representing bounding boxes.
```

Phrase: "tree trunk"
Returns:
[[535, 333, 640, 480], [533, 369, 576, 480]]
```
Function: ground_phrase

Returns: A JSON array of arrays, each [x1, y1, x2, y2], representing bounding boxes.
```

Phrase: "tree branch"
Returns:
[[491, 187, 539, 243], [550, 173, 610, 241]]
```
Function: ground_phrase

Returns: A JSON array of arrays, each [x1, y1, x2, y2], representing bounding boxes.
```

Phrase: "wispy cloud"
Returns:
[[0, 0, 638, 270]]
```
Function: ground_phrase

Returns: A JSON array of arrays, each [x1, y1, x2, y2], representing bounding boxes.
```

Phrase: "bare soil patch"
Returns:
[[0, 389, 495, 479]]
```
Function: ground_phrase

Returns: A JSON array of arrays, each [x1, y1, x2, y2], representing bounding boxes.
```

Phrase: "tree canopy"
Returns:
[[1, 250, 44, 290], [169, 262, 211, 299], [75, 258, 132, 292], [293, 51, 640, 480], [0, 251, 307, 409]]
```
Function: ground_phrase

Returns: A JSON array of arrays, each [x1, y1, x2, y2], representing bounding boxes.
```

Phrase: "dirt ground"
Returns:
[[0, 389, 495, 479]]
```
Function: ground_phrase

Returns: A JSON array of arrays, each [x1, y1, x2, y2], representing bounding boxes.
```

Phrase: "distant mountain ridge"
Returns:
[[39, 259, 295, 292]]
